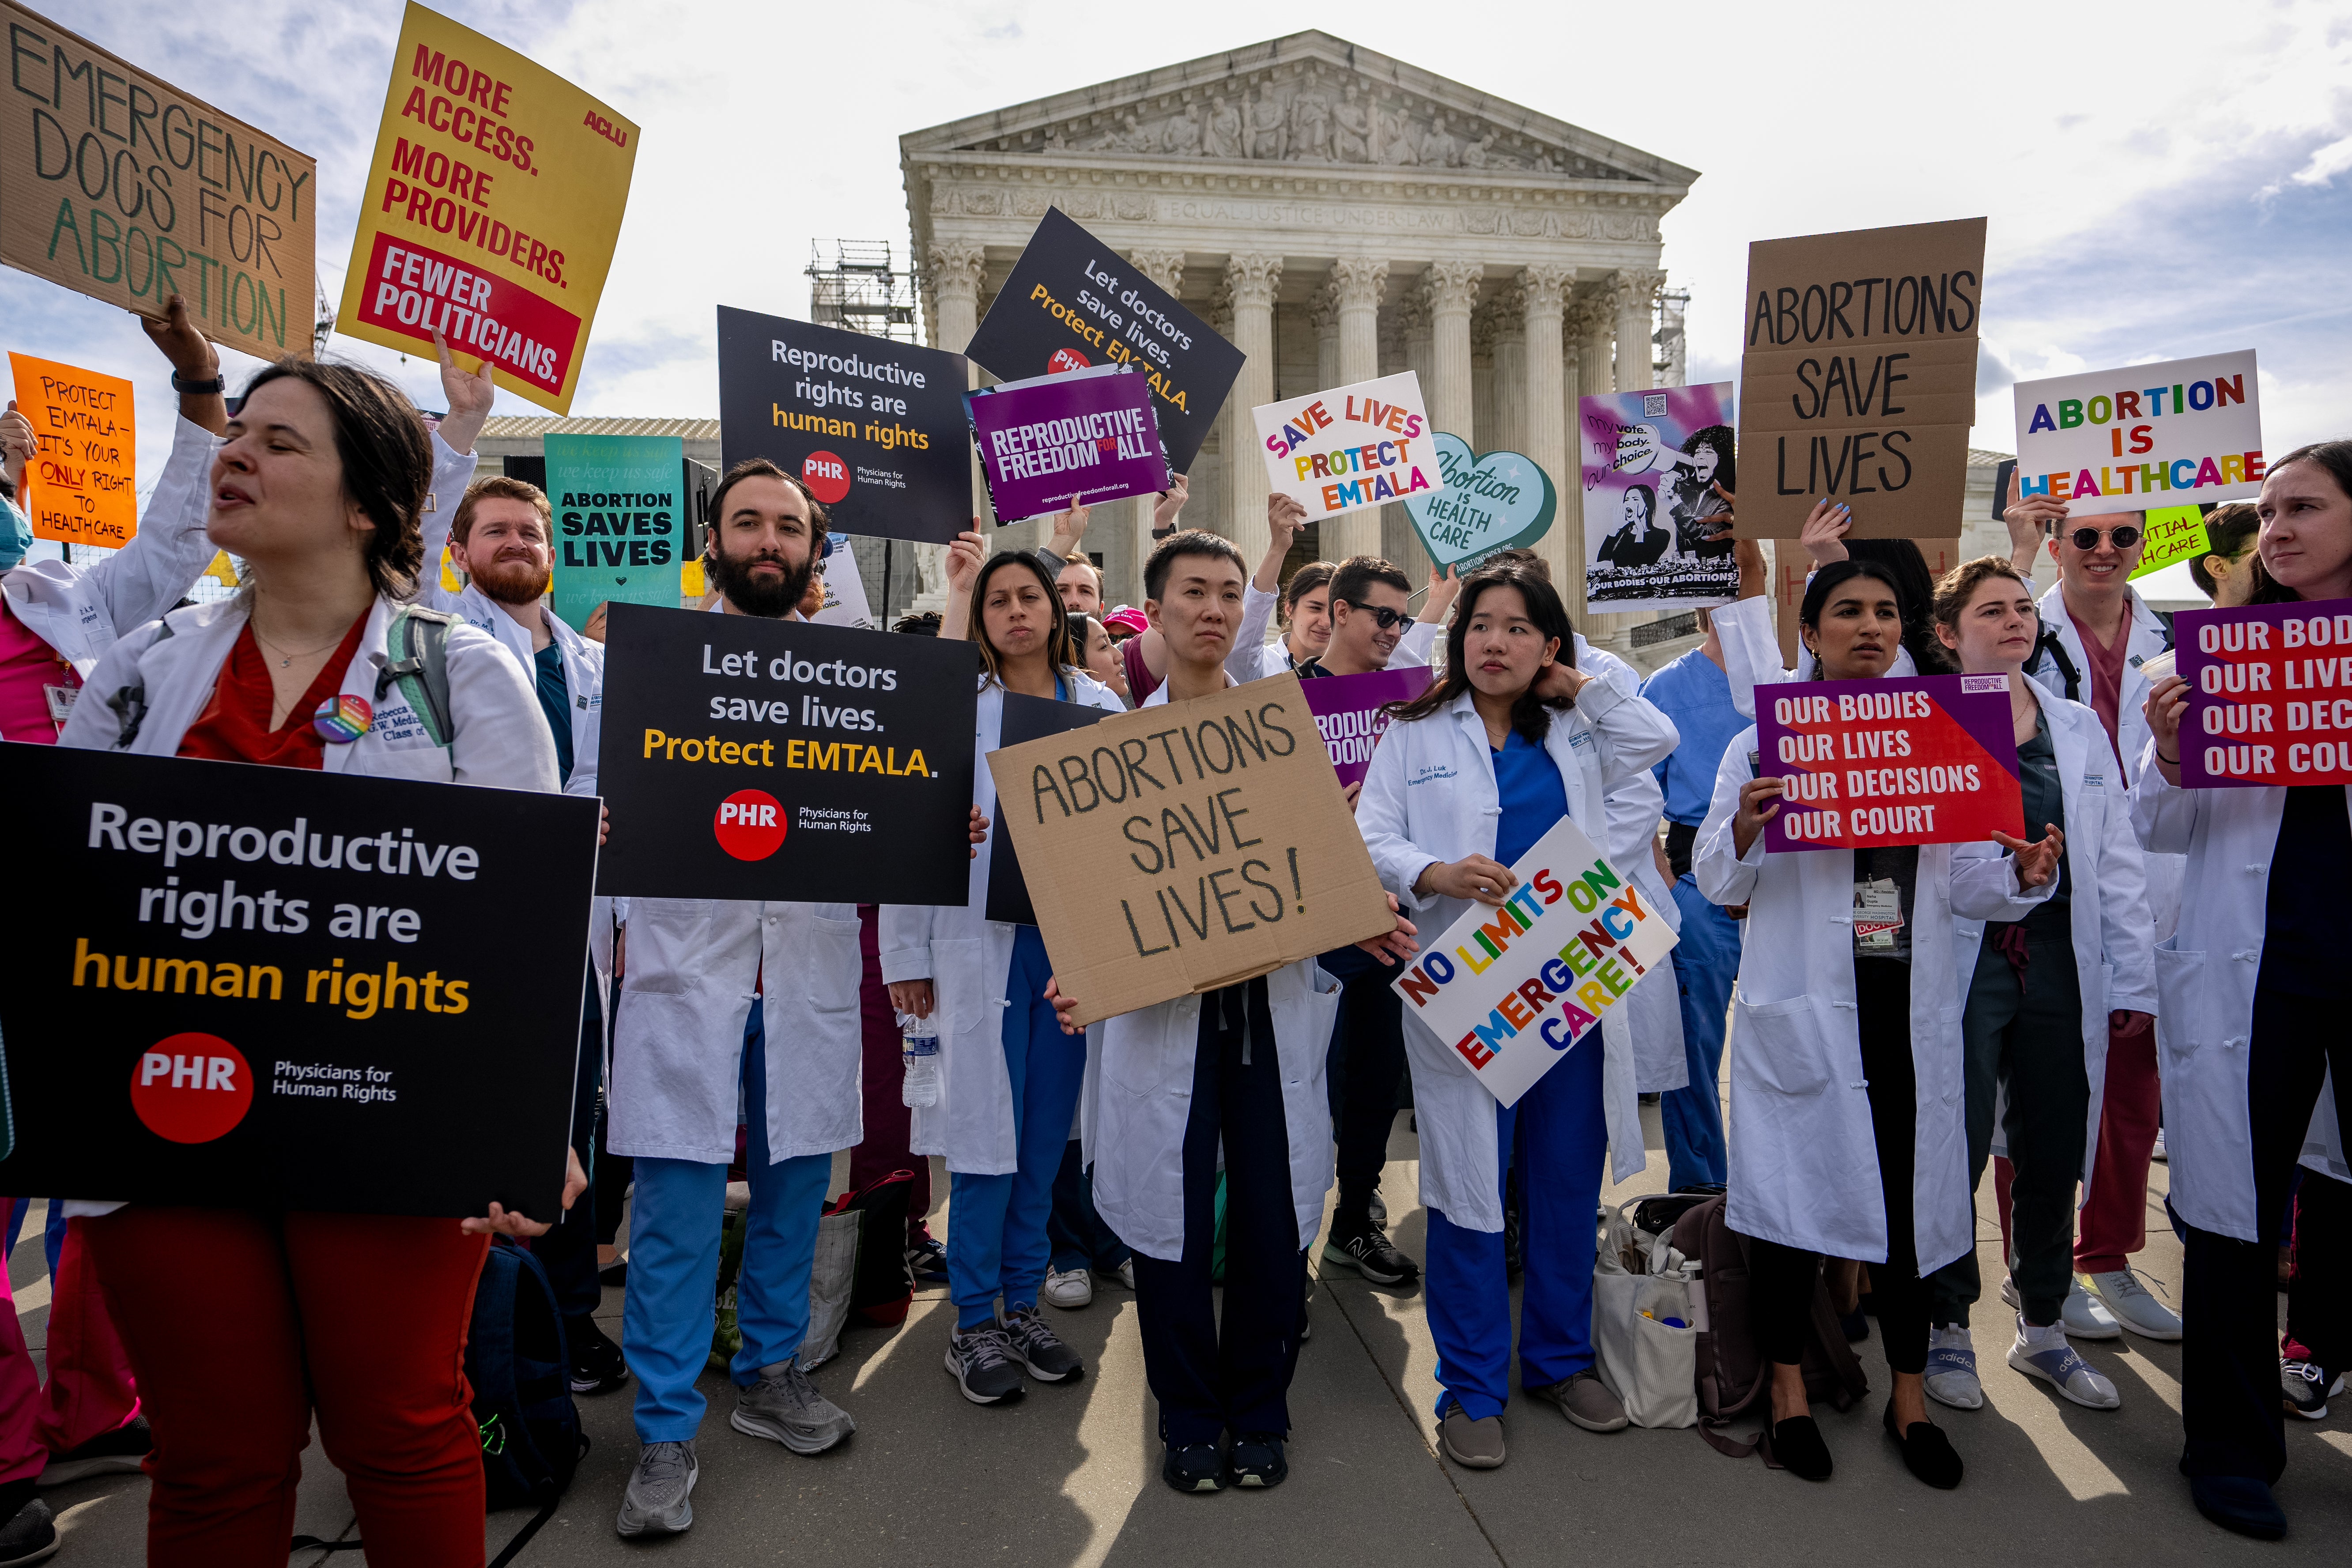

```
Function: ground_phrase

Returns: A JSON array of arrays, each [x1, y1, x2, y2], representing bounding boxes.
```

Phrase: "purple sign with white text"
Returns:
[[966, 364, 1170, 523], [2177, 599, 2352, 787], [1302, 665, 1433, 789]]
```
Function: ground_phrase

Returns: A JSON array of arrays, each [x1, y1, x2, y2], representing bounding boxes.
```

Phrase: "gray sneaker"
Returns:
[[1532, 1368, 1629, 1432], [946, 1324, 1027, 1404], [999, 1303, 1084, 1382], [615, 1440, 697, 1538], [729, 1361, 856, 1454]]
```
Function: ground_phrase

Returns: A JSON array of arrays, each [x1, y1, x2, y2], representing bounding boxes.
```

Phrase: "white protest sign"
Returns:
[[1253, 371, 1436, 521], [2012, 350, 2263, 519], [811, 533, 875, 630], [1390, 816, 1675, 1107]]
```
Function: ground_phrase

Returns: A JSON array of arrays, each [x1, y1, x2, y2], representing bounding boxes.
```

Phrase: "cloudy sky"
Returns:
[[23, 0, 2352, 496]]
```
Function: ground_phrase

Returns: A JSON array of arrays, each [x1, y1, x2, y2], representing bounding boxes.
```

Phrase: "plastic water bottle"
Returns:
[[900, 1013, 940, 1109]]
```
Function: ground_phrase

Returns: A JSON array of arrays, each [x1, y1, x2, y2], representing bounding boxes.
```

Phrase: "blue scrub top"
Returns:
[[1492, 729, 1567, 869], [1640, 646, 1745, 827], [533, 642, 574, 786]]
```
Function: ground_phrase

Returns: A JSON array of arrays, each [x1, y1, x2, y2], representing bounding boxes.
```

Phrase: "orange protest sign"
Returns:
[[334, 4, 639, 414], [10, 353, 134, 546]]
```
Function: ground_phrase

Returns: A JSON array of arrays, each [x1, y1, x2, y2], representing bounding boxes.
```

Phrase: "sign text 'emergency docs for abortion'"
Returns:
[[0, 742, 597, 1215], [986, 673, 1395, 1025], [2177, 599, 2352, 787], [593, 602, 979, 903], [1754, 674, 2024, 851]]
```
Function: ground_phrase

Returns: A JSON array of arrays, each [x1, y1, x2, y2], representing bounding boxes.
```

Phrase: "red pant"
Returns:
[[851, 905, 932, 1236], [1992, 1020, 2162, 1273], [86, 1209, 488, 1568]]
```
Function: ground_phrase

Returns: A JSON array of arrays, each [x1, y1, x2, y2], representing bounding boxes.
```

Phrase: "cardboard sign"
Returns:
[[0, 744, 597, 1215], [716, 305, 971, 545], [2177, 601, 2352, 788], [2133, 506, 2210, 582], [336, 4, 638, 414], [1738, 218, 1984, 538], [546, 434, 682, 628], [1401, 435, 1557, 573], [1756, 674, 2024, 850], [594, 603, 978, 902], [9, 354, 133, 546], [1301, 666, 1431, 789], [2012, 351, 2261, 520], [0, 3, 317, 362], [810, 533, 873, 631], [1579, 383, 1738, 614], [968, 364, 1170, 522], [1389, 817, 1674, 1108], [1256, 372, 1435, 522], [985, 673, 1394, 1025], [984, 692, 1109, 926], [963, 208, 1242, 472]]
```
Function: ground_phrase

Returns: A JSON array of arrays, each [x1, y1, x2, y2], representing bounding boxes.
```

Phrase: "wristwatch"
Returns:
[[170, 370, 227, 395]]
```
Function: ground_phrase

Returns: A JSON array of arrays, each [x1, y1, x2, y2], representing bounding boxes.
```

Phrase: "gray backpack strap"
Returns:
[[103, 616, 178, 748], [375, 605, 456, 748]]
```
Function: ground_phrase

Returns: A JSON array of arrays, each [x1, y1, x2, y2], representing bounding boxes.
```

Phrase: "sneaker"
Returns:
[[1163, 1440, 1226, 1493], [568, 1316, 630, 1397], [614, 1440, 697, 1538], [2008, 1319, 2120, 1409], [729, 1361, 856, 1454], [1531, 1368, 1628, 1432], [2281, 1360, 2340, 1420], [2087, 1268, 2183, 1341], [2004, 1276, 2120, 1340], [1367, 1188, 1387, 1226], [1438, 1400, 1506, 1468], [36, 1413, 151, 1486], [1322, 1217, 1420, 1287], [998, 1303, 1084, 1382], [1923, 1326, 1983, 1411], [1108, 1258, 1135, 1291], [944, 1325, 1026, 1405], [905, 1233, 950, 1285], [1041, 1267, 1094, 1310], [2150, 1131, 2167, 1163], [1229, 1432, 1287, 1488], [0, 1487, 57, 1568]]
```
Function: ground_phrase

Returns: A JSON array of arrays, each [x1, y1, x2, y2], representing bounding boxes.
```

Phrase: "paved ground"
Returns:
[[17, 1092, 2352, 1565]]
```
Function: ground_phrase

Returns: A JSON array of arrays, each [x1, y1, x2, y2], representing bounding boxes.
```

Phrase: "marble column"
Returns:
[[1470, 310, 1497, 460], [1518, 265, 1574, 590], [1482, 294, 1526, 461], [1423, 261, 1480, 445], [1388, 289, 1433, 566], [921, 241, 987, 610], [1221, 253, 1283, 570], [1326, 255, 1389, 561], [1613, 268, 1665, 394]]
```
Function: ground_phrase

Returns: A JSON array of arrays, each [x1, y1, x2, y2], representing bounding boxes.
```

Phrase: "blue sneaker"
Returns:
[[2008, 1319, 2119, 1409], [1923, 1326, 1982, 1411]]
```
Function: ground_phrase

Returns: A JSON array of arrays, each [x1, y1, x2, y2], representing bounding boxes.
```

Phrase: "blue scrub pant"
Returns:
[[1425, 1028, 1608, 1421], [1662, 876, 1739, 1190], [948, 926, 1089, 1330], [624, 1001, 831, 1443]]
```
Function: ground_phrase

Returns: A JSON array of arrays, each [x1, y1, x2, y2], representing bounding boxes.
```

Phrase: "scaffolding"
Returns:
[[805, 241, 921, 344], [1654, 288, 1690, 385]]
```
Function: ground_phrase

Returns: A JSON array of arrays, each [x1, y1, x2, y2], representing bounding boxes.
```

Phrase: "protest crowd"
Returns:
[[0, 12, 2344, 1568]]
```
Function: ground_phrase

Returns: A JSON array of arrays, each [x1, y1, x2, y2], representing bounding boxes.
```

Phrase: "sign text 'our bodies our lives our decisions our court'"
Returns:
[[2178, 601, 2352, 788], [1753, 675, 2024, 852]]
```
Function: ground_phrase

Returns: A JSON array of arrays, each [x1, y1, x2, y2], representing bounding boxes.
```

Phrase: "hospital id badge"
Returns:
[[1853, 878, 1903, 952]]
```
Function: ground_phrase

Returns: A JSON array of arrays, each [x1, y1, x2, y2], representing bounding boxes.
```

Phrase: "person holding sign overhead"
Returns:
[[2137, 440, 2352, 1541], [883, 539, 1124, 1405], [1695, 532, 2065, 1491], [1354, 555, 1678, 1469]]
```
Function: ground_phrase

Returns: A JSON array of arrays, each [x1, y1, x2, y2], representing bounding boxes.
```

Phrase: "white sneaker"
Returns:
[[2004, 1276, 2121, 1339], [2150, 1131, 2167, 1164], [2008, 1318, 2120, 1409], [2087, 1268, 2183, 1341], [1108, 1258, 1135, 1291], [1041, 1268, 1093, 1310], [1923, 1325, 1983, 1410]]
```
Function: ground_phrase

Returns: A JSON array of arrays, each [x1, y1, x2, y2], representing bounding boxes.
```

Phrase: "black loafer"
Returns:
[[1769, 1416, 1832, 1481], [1163, 1441, 1227, 1494], [2190, 1475, 2288, 1540], [1229, 1433, 1288, 1488], [1884, 1402, 1963, 1489]]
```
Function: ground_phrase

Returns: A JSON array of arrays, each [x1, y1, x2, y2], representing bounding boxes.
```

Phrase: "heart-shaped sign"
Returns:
[[1402, 434, 1557, 573]]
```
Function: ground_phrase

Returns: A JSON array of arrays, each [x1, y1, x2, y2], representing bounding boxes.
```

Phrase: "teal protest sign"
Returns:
[[547, 434, 685, 628], [1401, 434, 1556, 573]]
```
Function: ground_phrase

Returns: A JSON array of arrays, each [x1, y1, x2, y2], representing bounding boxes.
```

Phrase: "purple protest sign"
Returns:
[[1753, 674, 2023, 851], [1301, 666, 1433, 789], [2177, 599, 2352, 787], [966, 364, 1170, 522]]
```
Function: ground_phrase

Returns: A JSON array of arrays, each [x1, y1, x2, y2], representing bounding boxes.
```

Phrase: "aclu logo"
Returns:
[[714, 789, 788, 861], [129, 1033, 255, 1144]]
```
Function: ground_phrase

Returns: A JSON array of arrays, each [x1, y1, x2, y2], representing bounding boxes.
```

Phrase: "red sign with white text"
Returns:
[[351, 233, 580, 398], [1754, 674, 2024, 851]]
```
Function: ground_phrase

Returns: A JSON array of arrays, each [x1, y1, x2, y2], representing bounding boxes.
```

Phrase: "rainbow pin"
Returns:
[[313, 693, 373, 744]]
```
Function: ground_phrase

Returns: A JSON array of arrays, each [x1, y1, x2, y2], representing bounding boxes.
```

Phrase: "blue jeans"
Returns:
[[1662, 877, 1740, 1190], [1425, 1028, 1608, 1421], [623, 1002, 831, 1443], [947, 926, 1088, 1330]]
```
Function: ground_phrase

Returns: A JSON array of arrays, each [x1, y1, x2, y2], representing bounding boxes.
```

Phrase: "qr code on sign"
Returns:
[[1644, 393, 1669, 418]]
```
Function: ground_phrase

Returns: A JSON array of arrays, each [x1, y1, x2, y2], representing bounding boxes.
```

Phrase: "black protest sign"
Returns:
[[963, 208, 1242, 473], [717, 305, 971, 545], [984, 693, 1108, 926], [595, 603, 979, 903], [0, 744, 597, 1216]]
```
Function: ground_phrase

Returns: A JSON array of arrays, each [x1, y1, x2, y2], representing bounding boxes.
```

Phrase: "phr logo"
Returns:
[[715, 789, 788, 861], [801, 451, 851, 505], [129, 1034, 254, 1144]]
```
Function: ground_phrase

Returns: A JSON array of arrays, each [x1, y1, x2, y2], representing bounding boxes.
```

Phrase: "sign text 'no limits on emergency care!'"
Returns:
[[2178, 601, 2352, 788], [336, 4, 639, 413]]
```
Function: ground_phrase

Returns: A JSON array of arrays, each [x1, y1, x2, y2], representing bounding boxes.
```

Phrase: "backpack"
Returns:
[[106, 604, 456, 748], [826, 1168, 916, 1326], [1676, 1195, 1869, 1465]]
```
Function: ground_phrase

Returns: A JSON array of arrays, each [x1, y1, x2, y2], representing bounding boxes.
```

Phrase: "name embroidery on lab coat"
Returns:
[[1408, 764, 1459, 786]]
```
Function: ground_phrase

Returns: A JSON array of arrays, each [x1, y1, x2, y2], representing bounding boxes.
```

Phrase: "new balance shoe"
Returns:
[[1041, 1267, 1094, 1310], [1923, 1326, 1983, 1411], [730, 1362, 856, 1453], [905, 1233, 950, 1286], [1163, 1441, 1226, 1493], [1228, 1433, 1288, 1488], [944, 1325, 1026, 1405], [1367, 1188, 1387, 1226], [2008, 1319, 2120, 1409], [2281, 1359, 2341, 1420], [2086, 1268, 2182, 1341], [615, 1440, 697, 1538], [999, 1303, 1084, 1382], [2002, 1276, 2120, 1339], [1322, 1217, 1420, 1286], [36, 1413, 151, 1485], [568, 1315, 630, 1397]]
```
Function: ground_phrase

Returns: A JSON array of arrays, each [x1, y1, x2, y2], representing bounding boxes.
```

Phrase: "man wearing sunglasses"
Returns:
[[2007, 494, 2184, 1348]]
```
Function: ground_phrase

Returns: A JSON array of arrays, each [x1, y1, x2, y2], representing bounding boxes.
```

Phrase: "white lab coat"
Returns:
[[879, 670, 1126, 1174], [1355, 678, 1680, 1231], [2130, 765, 2350, 1239], [1079, 674, 1346, 1262], [1952, 693, 2159, 1195], [1579, 635, 1688, 1093]]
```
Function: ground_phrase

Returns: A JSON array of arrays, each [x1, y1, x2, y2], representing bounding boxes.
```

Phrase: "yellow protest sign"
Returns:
[[335, 4, 639, 414], [10, 353, 133, 546], [2132, 506, 2209, 581]]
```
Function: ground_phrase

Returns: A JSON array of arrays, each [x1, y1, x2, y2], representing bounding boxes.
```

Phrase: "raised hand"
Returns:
[[1797, 497, 1853, 565], [1993, 823, 2066, 888], [433, 325, 497, 455], [1153, 473, 1190, 531]]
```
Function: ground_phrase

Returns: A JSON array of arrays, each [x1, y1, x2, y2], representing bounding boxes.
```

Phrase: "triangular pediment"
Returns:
[[900, 31, 1696, 189]]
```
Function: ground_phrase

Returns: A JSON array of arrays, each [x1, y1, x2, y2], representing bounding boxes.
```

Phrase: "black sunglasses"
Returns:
[[2065, 524, 2141, 551], [1335, 599, 1409, 631]]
